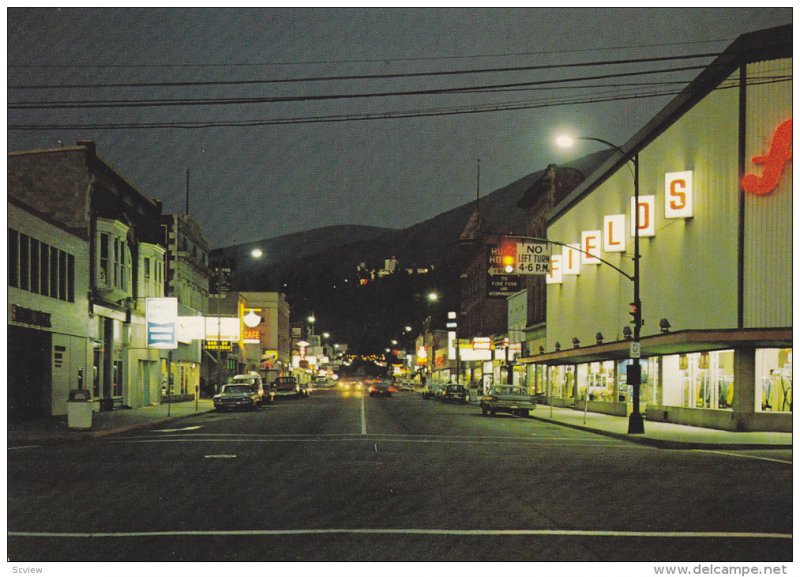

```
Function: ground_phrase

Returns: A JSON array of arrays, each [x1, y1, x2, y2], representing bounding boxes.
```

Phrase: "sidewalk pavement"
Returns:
[[7, 396, 792, 450], [7, 399, 216, 447], [529, 404, 792, 450]]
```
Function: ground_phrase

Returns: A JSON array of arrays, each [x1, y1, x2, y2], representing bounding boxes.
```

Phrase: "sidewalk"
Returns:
[[529, 404, 792, 450], [7, 399, 216, 447]]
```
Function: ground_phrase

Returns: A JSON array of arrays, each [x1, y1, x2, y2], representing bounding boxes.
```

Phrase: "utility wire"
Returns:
[[6, 37, 733, 69], [8, 64, 709, 110], [9, 52, 720, 90], [8, 75, 789, 132]]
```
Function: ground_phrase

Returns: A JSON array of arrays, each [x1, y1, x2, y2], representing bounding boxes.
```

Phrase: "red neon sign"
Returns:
[[741, 118, 792, 196]]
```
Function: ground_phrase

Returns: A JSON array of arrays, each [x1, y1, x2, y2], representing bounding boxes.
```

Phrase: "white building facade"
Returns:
[[520, 25, 791, 432]]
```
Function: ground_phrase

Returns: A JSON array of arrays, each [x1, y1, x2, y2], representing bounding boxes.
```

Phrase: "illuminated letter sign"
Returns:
[[581, 230, 602, 264], [546, 254, 563, 284], [631, 196, 655, 237], [562, 244, 581, 275], [603, 214, 626, 253], [665, 171, 693, 218], [741, 118, 792, 196]]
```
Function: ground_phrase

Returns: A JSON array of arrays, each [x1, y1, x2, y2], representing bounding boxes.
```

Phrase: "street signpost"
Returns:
[[487, 240, 552, 276], [514, 242, 551, 275]]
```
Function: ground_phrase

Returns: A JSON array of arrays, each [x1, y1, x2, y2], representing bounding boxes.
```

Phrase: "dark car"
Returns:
[[480, 385, 536, 417], [213, 384, 261, 412], [230, 373, 273, 405], [440, 384, 467, 403], [272, 376, 306, 399], [368, 382, 398, 397]]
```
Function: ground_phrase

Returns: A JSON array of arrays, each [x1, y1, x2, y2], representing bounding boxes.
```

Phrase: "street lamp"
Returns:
[[557, 133, 644, 434]]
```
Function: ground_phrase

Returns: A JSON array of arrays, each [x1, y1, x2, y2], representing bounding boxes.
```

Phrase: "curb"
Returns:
[[528, 414, 793, 451], [8, 408, 215, 448]]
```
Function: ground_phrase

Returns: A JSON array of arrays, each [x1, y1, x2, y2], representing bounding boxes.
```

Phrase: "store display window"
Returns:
[[548, 365, 575, 400], [661, 350, 735, 410], [617, 359, 655, 407], [577, 361, 616, 401], [529, 364, 546, 396], [756, 348, 792, 413]]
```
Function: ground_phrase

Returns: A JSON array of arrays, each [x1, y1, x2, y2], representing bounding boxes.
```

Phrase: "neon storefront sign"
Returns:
[[741, 118, 792, 196]]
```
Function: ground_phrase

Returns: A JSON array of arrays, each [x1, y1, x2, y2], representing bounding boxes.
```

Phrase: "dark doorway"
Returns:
[[8, 326, 51, 420]]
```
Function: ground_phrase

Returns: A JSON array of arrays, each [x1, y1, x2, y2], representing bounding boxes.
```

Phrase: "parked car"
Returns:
[[368, 382, 398, 397], [422, 382, 443, 399], [440, 384, 467, 403], [213, 384, 261, 412], [479, 385, 536, 417], [230, 372, 273, 405], [272, 376, 304, 399]]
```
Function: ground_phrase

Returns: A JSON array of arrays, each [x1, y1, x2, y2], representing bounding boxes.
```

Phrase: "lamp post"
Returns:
[[556, 134, 644, 434]]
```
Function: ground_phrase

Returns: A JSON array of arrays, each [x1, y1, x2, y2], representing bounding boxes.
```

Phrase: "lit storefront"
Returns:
[[519, 26, 792, 432]]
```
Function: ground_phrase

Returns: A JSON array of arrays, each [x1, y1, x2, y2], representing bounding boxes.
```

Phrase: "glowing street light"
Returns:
[[556, 132, 644, 435], [251, 248, 263, 259]]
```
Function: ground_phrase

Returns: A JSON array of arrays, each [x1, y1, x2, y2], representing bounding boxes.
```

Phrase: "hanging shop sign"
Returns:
[[146, 297, 178, 350], [486, 243, 521, 297], [204, 340, 232, 351], [416, 345, 428, 366]]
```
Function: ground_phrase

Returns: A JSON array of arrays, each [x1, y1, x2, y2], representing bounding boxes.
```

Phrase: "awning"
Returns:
[[517, 328, 792, 366]]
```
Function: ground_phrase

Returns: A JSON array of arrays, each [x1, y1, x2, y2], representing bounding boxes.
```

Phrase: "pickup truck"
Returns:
[[480, 385, 536, 417]]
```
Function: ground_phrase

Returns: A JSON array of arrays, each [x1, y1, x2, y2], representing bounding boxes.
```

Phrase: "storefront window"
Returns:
[[661, 350, 735, 410], [756, 348, 792, 412], [617, 358, 657, 408], [579, 361, 616, 401], [548, 365, 575, 400]]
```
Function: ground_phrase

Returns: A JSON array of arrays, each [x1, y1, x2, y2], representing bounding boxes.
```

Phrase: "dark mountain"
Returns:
[[212, 224, 394, 272], [212, 150, 612, 353]]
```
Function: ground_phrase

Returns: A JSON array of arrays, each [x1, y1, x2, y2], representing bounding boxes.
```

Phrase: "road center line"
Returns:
[[8, 528, 791, 540], [360, 394, 367, 435]]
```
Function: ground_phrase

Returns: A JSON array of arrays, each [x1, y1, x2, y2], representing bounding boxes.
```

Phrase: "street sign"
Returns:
[[630, 341, 641, 359], [515, 242, 552, 275], [486, 243, 521, 296]]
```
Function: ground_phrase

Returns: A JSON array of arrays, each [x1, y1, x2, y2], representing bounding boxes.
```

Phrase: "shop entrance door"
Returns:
[[8, 326, 50, 420]]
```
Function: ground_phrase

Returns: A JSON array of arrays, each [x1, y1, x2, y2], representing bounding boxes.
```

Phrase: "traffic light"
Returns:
[[629, 302, 641, 326], [499, 241, 516, 274]]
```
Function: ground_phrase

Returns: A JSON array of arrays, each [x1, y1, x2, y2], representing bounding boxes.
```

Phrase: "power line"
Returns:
[[8, 64, 709, 110], [7, 75, 789, 132], [9, 52, 720, 91], [6, 38, 733, 70]]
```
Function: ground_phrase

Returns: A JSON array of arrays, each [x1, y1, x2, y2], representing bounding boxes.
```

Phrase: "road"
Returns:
[[7, 388, 793, 562]]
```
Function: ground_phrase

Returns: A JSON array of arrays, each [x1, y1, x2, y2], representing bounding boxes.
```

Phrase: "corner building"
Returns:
[[520, 25, 791, 432]]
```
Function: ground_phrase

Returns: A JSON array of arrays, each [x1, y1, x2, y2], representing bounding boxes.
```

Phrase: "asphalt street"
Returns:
[[7, 389, 793, 562]]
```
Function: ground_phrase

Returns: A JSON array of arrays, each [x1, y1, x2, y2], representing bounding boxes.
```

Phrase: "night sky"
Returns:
[[7, 7, 792, 249]]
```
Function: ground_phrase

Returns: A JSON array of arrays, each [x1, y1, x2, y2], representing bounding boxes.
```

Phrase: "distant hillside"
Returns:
[[210, 224, 394, 273], [216, 149, 612, 351]]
